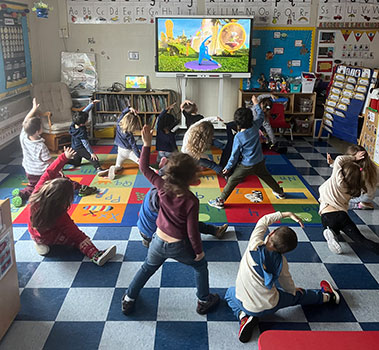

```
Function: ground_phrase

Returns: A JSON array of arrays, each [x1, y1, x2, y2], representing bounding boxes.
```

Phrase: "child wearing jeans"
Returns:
[[225, 211, 340, 343], [137, 186, 228, 247], [122, 125, 220, 316], [28, 146, 116, 265], [208, 96, 285, 209]]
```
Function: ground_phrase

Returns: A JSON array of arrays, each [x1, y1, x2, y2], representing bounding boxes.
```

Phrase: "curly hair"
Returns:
[[163, 152, 198, 195], [29, 178, 74, 231], [119, 110, 141, 133], [185, 121, 214, 160]]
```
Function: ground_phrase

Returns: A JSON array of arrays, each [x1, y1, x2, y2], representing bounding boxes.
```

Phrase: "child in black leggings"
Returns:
[[319, 150, 379, 255]]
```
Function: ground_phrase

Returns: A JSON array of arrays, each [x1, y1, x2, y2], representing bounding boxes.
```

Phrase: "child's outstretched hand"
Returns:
[[180, 100, 193, 109], [355, 150, 366, 161], [289, 212, 304, 228], [326, 153, 334, 165], [251, 95, 258, 105], [32, 98, 40, 111], [63, 146, 76, 160], [91, 153, 99, 161], [92, 99, 101, 104], [167, 102, 176, 111], [142, 124, 153, 147]]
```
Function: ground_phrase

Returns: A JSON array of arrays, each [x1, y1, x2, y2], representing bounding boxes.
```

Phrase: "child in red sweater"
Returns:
[[28, 147, 116, 266], [122, 125, 220, 315]]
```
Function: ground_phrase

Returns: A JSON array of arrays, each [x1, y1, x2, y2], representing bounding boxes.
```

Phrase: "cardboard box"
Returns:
[[0, 199, 20, 340]]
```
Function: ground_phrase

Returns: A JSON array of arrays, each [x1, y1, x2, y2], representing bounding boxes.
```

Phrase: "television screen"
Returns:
[[125, 75, 147, 90], [155, 17, 253, 77]]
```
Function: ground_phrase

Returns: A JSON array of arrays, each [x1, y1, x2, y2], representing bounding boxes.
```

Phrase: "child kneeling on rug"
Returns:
[[28, 146, 116, 266], [225, 211, 340, 343], [137, 187, 228, 247], [122, 125, 220, 316]]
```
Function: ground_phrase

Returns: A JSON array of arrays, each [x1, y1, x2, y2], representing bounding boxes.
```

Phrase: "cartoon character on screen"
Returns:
[[198, 35, 219, 66]]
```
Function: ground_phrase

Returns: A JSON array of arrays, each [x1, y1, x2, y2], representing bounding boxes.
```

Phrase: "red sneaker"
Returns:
[[320, 280, 340, 304], [238, 315, 258, 343]]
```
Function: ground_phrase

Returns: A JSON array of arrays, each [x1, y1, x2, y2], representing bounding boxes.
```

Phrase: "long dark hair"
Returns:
[[341, 160, 367, 197], [346, 144, 377, 190], [162, 152, 198, 196], [29, 178, 74, 231]]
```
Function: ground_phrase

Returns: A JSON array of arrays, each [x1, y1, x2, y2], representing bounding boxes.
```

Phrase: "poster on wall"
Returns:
[[0, 229, 13, 281], [316, 29, 379, 80], [318, 0, 379, 28], [0, 1, 31, 99], [67, 0, 197, 24], [205, 0, 311, 26]]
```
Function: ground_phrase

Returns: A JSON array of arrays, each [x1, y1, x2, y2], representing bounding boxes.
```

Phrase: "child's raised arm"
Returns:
[[23, 98, 40, 124], [140, 125, 164, 189]]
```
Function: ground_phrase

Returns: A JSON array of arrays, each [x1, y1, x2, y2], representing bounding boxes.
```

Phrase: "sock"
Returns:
[[123, 294, 135, 302], [239, 311, 247, 320], [322, 293, 330, 303]]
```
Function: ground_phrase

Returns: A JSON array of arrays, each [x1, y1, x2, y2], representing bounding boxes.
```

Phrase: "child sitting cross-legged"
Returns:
[[122, 125, 220, 316], [137, 187, 228, 247], [208, 95, 285, 209], [28, 146, 116, 265], [225, 211, 340, 343]]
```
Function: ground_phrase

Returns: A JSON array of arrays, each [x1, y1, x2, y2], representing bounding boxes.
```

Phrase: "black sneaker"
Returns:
[[196, 293, 220, 315], [238, 315, 259, 343], [121, 294, 135, 315], [79, 185, 98, 197]]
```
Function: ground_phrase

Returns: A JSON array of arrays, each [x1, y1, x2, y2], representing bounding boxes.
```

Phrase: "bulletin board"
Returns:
[[0, 1, 32, 100], [243, 27, 315, 90]]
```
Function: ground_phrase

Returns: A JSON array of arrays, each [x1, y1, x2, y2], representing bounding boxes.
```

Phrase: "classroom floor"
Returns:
[[0, 136, 379, 350]]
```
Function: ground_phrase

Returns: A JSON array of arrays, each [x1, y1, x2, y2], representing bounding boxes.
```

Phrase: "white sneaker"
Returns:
[[92, 245, 117, 266], [97, 169, 109, 177], [323, 228, 342, 254], [34, 242, 50, 256], [108, 166, 116, 180], [245, 190, 263, 203]]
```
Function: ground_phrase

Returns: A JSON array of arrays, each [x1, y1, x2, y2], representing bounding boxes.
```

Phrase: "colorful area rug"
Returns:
[[2, 145, 320, 226]]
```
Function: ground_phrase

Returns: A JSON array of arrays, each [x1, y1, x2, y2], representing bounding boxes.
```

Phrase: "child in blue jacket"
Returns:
[[208, 95, 285, 209]]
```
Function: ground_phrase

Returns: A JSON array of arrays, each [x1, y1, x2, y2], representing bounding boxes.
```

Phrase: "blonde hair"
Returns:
[[346, 145, 377, 190], [119, 111, 140, 133], [29, 178, 74, 231], [186, 121, 214, 160]]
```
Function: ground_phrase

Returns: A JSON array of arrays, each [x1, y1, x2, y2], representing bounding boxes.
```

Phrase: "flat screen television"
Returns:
[[125, 75, 148, 90], [155, 16, 253, 78]]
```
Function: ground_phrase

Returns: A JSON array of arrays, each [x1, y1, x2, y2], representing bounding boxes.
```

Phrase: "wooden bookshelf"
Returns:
[[238, 91, 317, 136], [93, 91, 170, 138]]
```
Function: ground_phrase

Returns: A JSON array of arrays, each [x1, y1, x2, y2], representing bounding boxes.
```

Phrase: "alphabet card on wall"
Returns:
[[205, 0, 311, 26], [318, 0, 379, 28], [66, 0, 197, 24]]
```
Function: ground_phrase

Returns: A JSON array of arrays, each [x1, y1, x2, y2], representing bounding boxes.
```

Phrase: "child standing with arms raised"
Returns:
[[122, 125, 220, 316], [28, 146, 116, 264], [208, 96, 285, 209]]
